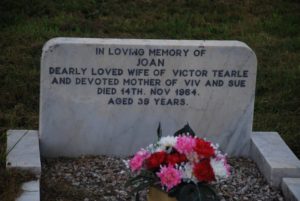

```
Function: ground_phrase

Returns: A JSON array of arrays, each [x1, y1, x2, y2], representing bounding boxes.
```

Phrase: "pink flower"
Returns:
[[222, 156, 231, 177], [217, 155, 230, 176], [175, 136, 195, 155], [157, 165, 182, 191], [225, 162, 231, 176], [129, 149, 150, 172]]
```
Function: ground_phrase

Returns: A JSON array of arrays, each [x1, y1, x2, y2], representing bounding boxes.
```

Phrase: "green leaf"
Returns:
[[197, 183, 220, 201], [174, 123, 195, 137], [135, 192, 140, 201], [168, 183, 220, 201], [176, 183, 201, 201], [126, 170, 159, 197], [157, 122, 162, 140], [132, 180, 153, 192], [125, 170, 157, 187], [128, 180, 156, 197]]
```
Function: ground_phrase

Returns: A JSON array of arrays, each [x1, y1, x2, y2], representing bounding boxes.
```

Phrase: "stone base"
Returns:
[[6, 130, 41, 201], [6, 130, 41, 175], [281, 178, 300, 201], [5, 129, 300, 201], [16, 180, 40, 201], [250, 132, 300, 188]]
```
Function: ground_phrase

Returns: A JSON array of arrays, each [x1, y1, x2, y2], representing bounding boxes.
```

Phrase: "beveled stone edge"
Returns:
[[42, 37, 255, 52], [250, 131, 300, 201], [6, 130, 41, 175], [16, 180, 40, 201], [281, 178, 300, 201]]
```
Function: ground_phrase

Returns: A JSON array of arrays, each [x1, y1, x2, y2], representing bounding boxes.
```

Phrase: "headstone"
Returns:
[[40, 38, 257, 157]]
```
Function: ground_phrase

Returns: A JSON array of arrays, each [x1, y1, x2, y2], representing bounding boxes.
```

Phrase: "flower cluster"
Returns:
[[128, 135, 230, 192]]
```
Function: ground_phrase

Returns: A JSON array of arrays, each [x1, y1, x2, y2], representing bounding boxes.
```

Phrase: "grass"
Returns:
[[0, 169, 36, 201], [0, 0, 299, 199], [0, 130, 36, 201]]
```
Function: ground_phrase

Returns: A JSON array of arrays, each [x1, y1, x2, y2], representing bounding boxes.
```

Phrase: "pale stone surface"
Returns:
[[40, 38, 257, 157], [282, 178, 300, 201], [251, 132, 300, 188], [16, 180, 40, 201], [6, 130, 41, 175]]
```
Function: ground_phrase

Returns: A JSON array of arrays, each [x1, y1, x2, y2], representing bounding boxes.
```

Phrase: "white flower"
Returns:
[[186, 151, 199, 163], [157, 136, 177, 151], [122, 159, 130, 169], [210, 158, 229, 179], [146, 143, 157, 153], [180, 162, 197, 183]]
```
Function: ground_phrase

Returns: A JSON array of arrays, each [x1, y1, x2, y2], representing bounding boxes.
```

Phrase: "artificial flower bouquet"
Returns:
[[126, 124, 230, 201]]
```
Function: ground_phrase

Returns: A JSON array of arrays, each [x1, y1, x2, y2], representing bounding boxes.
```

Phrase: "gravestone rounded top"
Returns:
[[40, 38, 257, 157]]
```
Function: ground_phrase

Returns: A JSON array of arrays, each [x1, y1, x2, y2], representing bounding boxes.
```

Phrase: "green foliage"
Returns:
[[0, 169, 36, 201], [0, 131, 6, 168], [174, 123, 196, 137], [157, 122, 162, 140], [125, 170, 158, 198]]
